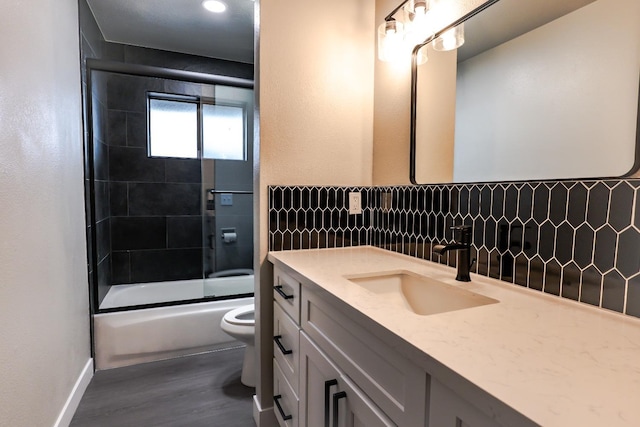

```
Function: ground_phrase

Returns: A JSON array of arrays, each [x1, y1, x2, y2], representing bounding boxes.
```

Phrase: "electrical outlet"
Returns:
[[349, 192, 362, 215]]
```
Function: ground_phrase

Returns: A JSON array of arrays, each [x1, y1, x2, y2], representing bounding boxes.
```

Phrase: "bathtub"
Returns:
[[100, 274, 254, 309], [94, 275, 254, 370]]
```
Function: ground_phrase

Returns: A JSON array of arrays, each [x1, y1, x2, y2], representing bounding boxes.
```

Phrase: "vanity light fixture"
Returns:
[[379, 0, 469, 62], [202, 0, 227, 13]]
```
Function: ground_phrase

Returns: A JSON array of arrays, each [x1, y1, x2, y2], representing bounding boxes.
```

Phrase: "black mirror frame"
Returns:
[[409, 0, 640, 184]]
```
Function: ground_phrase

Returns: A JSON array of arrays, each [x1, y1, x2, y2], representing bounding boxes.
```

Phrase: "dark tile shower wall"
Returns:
[[78, 0, 254, 308], [268, 180, 640, 319], [105, 73, 203, 285]]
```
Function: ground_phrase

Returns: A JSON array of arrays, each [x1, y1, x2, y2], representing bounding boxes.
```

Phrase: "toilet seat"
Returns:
[[223, 304, 255, 326]]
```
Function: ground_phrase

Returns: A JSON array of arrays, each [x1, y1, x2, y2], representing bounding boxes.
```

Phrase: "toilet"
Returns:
[[220, 304, 256, 387]]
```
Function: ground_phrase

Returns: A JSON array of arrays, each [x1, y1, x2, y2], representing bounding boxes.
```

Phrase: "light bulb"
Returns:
[[432, 23, 464, 51], [202, 0, 226, 13], [378, 20, 406, 62]]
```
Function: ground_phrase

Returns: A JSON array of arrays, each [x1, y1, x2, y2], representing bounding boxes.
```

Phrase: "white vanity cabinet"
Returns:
[[429, 379, 500, 427], [299, 332, 394, 427], [272, 265, 427, 427], [273, 266, 301, 427]]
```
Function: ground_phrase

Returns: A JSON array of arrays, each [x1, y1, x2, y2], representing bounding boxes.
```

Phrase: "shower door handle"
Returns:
[[273, 335, 293, 355]]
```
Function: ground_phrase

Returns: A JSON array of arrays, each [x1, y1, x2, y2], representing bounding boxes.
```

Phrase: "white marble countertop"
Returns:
[[267, 246, 640, 427]]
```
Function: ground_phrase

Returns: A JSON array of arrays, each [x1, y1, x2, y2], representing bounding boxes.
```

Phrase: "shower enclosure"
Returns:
[[86, 60, 254, 313]]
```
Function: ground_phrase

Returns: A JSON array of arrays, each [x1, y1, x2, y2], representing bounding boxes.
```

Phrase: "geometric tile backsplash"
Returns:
[[269, 180, 640, 319]]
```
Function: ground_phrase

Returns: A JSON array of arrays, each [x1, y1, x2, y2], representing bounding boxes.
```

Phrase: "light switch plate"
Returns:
[[349, 192, 362, 215]]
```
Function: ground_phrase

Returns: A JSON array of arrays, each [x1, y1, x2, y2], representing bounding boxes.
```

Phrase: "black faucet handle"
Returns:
[[450, 225, 472, 245]]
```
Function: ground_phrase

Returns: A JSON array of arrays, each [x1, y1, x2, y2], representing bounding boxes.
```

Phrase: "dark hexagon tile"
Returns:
[[538, 221, 556, 261], [567, 183, 588, 227], [609, 182, 634, 232], [573, 224, 595, 269], [532, 184, 550, 224], [473, 217, 485, 248], [616, 228, 640, 278], [593, 225, 617, 273], [508, 219, 524, 256], [523, 220, 539, 258], [417, 187, 426, 211], [484, 218, 497, 249], [555, 222, 575, 266], [529, 256, 545, 291], [424, 187, 433, 212], [518, 184, 534, 222], [459, 186, 470, 216], [480, 186, 492, 218], [635, 188, 640, 230], [561, 262, 581, 301], [586, 182, 610, 229], [544, 259, 561, 296], [549, 183, 568, 225], [489, 249, 501, 280], [626, 275, 640, 318], [475, 247, 489, 276], [602, 270, 626, 313], [580, 266, 602, 307], [514, 253, 529, 287], [409, 187, 419, 211], [469, 186, 480, 217], [504, 184, 518, 221], [491, 185, 505, 219], [433, 188, 442, 212], [496, 219, 510, 253]]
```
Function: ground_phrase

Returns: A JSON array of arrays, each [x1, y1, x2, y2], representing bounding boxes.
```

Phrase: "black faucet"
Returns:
[[432, 225, 475, 282]]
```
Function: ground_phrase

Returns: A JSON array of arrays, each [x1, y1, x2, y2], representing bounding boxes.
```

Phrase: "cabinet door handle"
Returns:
[[274, 285, 295, 300], [324, 379, 338, 427], [274, 394, 293, 421], [332, 391, 347, 427], [273, 335, 293, 355]]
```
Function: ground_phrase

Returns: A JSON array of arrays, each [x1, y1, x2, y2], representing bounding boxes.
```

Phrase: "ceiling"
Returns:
[[86, 0, 255, 64]]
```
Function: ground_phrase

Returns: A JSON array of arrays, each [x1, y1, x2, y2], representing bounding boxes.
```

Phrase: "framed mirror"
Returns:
[[410, 0, 640, 184]]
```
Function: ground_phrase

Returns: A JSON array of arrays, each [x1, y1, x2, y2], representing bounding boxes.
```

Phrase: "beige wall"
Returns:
[[255, 0, 375, 419], [0, 0, 91, 425], [373, 0, 413, 185]]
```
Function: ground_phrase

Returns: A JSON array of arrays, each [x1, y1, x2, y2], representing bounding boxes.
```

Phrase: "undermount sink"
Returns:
[[346, 271, 498, 316]]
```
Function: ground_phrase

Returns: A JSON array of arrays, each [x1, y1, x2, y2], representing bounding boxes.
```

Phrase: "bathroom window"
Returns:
[[147, 93, 246, 161]]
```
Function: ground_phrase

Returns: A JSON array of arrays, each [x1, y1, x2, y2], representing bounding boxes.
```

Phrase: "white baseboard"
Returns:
[[253, 394, 277, 427], [53, 358, 94, 427]]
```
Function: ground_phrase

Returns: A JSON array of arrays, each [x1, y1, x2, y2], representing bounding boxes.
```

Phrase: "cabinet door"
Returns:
[[429, 379, 501, 427], [299, 332, 395, 427]]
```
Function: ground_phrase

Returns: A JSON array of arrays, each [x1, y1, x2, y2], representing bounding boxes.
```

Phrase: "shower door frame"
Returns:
[[85, 58, 254, 317]]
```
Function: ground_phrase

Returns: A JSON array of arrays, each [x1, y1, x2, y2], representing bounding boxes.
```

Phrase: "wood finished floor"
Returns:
[[70, 347, 256, 427]]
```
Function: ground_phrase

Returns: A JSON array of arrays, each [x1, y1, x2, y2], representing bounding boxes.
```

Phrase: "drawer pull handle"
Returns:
[[274, 285, 294, 300], [274, 335, 293, 355], [324, 379, 338, 427], [332, 391, 347, 426], [274, 394, 293, 421]]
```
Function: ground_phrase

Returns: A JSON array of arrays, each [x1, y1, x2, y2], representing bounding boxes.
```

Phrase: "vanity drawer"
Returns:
[[274, 266, 301, 324], [274, 302, 300, 395], [301, 287, 427, 427], [274, 358, 299, 427]]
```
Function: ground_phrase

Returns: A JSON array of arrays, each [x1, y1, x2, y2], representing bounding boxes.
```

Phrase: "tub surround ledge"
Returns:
[[268, 246, 640, 427]]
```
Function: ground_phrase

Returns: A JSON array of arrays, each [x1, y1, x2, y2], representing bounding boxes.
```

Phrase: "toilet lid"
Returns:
[[224, 304, 255, 326]]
